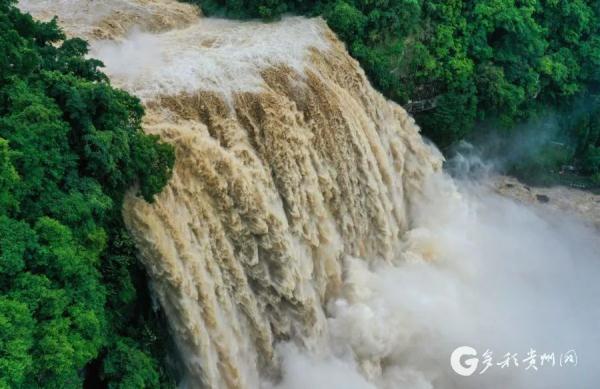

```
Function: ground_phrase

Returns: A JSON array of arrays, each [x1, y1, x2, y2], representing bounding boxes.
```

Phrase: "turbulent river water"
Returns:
[[19, 1, 600, 388]]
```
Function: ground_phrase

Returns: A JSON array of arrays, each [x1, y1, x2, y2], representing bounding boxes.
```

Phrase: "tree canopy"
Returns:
[[0, 0, 176, 387]]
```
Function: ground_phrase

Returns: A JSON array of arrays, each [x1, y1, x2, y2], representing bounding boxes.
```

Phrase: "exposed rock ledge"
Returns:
[[491, 175, 600, 229]]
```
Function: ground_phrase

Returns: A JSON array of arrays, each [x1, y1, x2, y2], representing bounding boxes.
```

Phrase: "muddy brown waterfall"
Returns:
[[20, 1, 600, 389], [18, 1, 441, 387]]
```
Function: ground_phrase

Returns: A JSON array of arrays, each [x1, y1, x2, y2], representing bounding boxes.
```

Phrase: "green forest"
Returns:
[[1, 0, 600, 388], [193, 0, 600, 187], [0, 0, 176, 387]]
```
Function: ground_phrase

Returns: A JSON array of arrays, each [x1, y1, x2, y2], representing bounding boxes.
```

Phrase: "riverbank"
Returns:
[[491, 175, 600, 229]]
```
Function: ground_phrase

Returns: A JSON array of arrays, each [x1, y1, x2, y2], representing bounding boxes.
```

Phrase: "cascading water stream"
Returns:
[[19, 1, 600, 388]]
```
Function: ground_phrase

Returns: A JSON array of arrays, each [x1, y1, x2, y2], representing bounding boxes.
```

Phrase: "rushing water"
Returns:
[[19, 1, 600, 388]]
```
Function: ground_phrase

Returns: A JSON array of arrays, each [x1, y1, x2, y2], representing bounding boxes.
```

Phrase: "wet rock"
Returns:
[[536, 194, 550, 203]]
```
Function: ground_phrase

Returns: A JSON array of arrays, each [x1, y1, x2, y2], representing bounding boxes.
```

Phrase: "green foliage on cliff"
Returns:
[[189, 0, 600, 186], [0, 0, 176, 387]]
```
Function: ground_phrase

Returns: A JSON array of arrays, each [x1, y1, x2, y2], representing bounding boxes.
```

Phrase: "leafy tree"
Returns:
[[0, 0, 176, 387]]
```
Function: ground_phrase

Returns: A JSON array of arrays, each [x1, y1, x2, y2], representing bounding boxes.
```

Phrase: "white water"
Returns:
[[269, 171, 600, 388], [91, 18, 329, 99], [19, 1, 600, 388]]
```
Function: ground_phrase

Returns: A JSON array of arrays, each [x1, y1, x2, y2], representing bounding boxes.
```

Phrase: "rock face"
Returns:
[[492, 176, 600, 229], [20, 1, 441, 387]]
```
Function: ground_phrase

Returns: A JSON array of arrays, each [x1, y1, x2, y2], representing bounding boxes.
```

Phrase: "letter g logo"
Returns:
[[450, 346, 479, 376]]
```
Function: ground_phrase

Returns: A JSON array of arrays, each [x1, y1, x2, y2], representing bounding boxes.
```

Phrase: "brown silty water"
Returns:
[[18, 1, 442, 387]]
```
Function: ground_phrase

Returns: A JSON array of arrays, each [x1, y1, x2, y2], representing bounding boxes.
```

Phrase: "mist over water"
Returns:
[[19, 1, 600, 388], [269, 169, 600, 389]]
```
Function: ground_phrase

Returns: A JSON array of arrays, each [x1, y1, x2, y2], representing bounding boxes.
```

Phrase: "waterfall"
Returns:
[[19, 1, 600, 388]]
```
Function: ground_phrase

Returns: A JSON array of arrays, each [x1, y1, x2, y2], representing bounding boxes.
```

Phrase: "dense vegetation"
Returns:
[[0, 1, 177, 387], [1, 0, 598, 386], [191, 0, 600, 187]]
